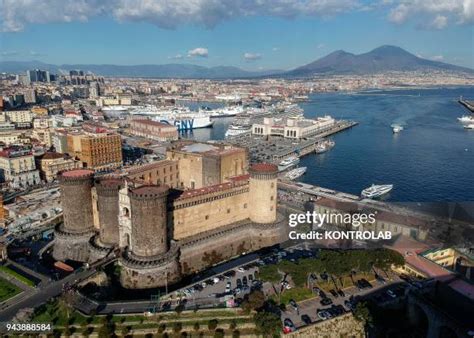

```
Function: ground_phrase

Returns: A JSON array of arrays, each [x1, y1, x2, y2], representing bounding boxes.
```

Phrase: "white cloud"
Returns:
[[244, 52, 262, 61], [1, 0, 473, 32], [317, 43, 326, 49], [388, 0, 473, 28], [430, 55, 444, 61], [0, 0, 359, 32], [272, 47, 280, 52], [187, 47, 208, 58], [430, 15, 448, 29], [30, 51, 44, 56], [0, 50, 18, 56], [169, 54, 183, 59]]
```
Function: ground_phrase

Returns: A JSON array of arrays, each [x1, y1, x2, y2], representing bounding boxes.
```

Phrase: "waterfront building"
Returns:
[[252, 115, 336, 139], [129, 119, 179, 142]]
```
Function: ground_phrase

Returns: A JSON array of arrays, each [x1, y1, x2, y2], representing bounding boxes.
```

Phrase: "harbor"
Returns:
[[227, 120, 358, 164]]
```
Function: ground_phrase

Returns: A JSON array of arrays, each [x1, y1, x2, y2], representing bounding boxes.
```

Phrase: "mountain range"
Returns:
[[0, 46, 472, 79]]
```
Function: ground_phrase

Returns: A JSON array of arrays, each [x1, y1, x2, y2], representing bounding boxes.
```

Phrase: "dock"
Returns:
[[228, 120, 358, 164]]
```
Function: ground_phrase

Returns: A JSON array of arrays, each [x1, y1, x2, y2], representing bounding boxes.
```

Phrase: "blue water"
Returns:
[[183, 87, 474, 202]]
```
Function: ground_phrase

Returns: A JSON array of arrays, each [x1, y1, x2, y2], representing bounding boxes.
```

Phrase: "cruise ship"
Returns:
[[130, 106, 214, 130], [201, 105, 244, 118], [361, 184, 393, 199], [278, 156, 300, 172]]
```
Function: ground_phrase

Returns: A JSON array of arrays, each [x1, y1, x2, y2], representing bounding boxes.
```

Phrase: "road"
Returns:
[[0, 267, 97, 325]]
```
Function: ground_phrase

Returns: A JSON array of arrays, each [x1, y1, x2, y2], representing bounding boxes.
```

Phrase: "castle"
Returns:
[[53, 141, 286, 289]]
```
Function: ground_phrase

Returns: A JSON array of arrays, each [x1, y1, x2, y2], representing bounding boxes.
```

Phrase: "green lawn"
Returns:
[[0, 266, 35, 287], [273, 287, 314, 305], [0, 277, 22, 302]]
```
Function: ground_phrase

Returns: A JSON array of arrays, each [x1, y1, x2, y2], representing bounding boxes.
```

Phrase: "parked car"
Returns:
[[337, 289, 345, 297], [289, 299, 298, 311], [387, 290, 397, 298], [301, 314, 312, 325], [283, 318, 296, 333], [317, 309, 331, 320], [329, 289, 339, 298], [320, 297, 333, 306]]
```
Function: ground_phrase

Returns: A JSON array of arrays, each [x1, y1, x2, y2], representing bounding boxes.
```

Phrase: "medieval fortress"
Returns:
[[53, 141, 286, 289]]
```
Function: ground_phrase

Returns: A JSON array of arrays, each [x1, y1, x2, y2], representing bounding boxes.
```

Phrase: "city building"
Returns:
[[26, 69, 51, 83], [24, 89, 37, 104], [2, 110, 34, 128], [0, 147, 40, 188], [36, 152, 82, 182], [252, 115, 336, 139], [89, 81, 101, 98], [67, 132, 122, 170], [52, 130, 68, 153], [129, 119, 179, 142], [166, 140, 248, 189]]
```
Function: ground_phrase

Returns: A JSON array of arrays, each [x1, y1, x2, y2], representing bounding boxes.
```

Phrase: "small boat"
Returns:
[[392, 124, 404, 133], [361, 184, 393, 199], [464, 123, 474, 130], [284, 167, 307, 180], [315, 140, 335, 154], [278, 156, 300, 171], [457, 115, 474, 124], [54, 261, 74, 272]]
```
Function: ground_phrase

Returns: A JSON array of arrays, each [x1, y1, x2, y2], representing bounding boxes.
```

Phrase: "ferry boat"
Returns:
[[131, 106, 214, 130], [458, 115, 474, 124], [392, 124, 404, 133], [224, 125, 251, 138], [284, 167, 307, 180], [361, 184, 393, 199], [278, 156, 300, 171], [202, 105, 244, 118], [315, 140, 335, 154]]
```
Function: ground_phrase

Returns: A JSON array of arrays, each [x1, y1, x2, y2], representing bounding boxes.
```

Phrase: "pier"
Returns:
[[228, 120, 358, 164]]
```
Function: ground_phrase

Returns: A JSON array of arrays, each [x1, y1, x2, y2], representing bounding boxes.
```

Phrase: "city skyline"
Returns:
[[0, 0, 473, 70]]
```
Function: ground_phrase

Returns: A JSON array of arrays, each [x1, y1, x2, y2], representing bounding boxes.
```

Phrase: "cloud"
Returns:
[[317, 43, 326, 49], [1, 0, 473, 32], [243, 52, 262, 61], [430, 55, 444, 61], [187, 47, 208, 58], [30, 51, 45, 56], [388, 0, 473, 29], [272, 47, 279, 52], [168, 54, 183, 59], [0, 50, 18, 56], [1, 0, 360, 32]]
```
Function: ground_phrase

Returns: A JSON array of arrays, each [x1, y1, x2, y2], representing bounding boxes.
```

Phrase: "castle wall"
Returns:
[[248, 165, 278, 224], [96, 179, 122, 246], [170, 184, 250, 240]]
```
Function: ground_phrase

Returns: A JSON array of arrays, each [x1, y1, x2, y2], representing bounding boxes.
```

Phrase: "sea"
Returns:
[[182, 86, 474, 202]]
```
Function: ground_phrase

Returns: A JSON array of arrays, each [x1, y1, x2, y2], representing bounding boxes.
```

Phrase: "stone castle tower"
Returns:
[[53, 169, 96, 262], [119, 185, 181, 289], [248, 163, 278, 224]]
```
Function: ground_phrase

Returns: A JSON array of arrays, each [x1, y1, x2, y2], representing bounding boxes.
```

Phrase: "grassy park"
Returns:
[[0, 277, 22, 302]]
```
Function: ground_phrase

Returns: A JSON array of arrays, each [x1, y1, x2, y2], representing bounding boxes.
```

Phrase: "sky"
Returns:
[[0, 0, 473, 71]]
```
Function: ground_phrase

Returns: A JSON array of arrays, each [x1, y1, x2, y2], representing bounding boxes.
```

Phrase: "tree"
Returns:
[[175, 303, 185, 317], [193, 322, 200, 332], [120, 325, 130, 337], [214, 329, 225, 338], [253, 311, 281, 337], [173, 322, 182, 333], [229, 319, 237, 330], [232, 330, 240, 338], [57, 292, 76, 322], [208, 319, 218, 331], [353, 302, 373, 326]]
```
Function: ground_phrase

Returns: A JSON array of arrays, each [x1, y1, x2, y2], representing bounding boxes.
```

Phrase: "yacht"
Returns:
[[464, 123, 474, 130], [458, 115, 474, 124], [361, 184, 393, 199], [224, 125, 251, 138], [392, 124, 404, 133], [284, 167, 307, 180], [315, 140, 335, 154], [278, 156, 300, 171]]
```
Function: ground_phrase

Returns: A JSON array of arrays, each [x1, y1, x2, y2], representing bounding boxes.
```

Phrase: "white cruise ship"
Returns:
[[201, 105, 244, 118], [130, 106, 213, 131], [361, 184, 393, 199], [278, 156, 300, 172]]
